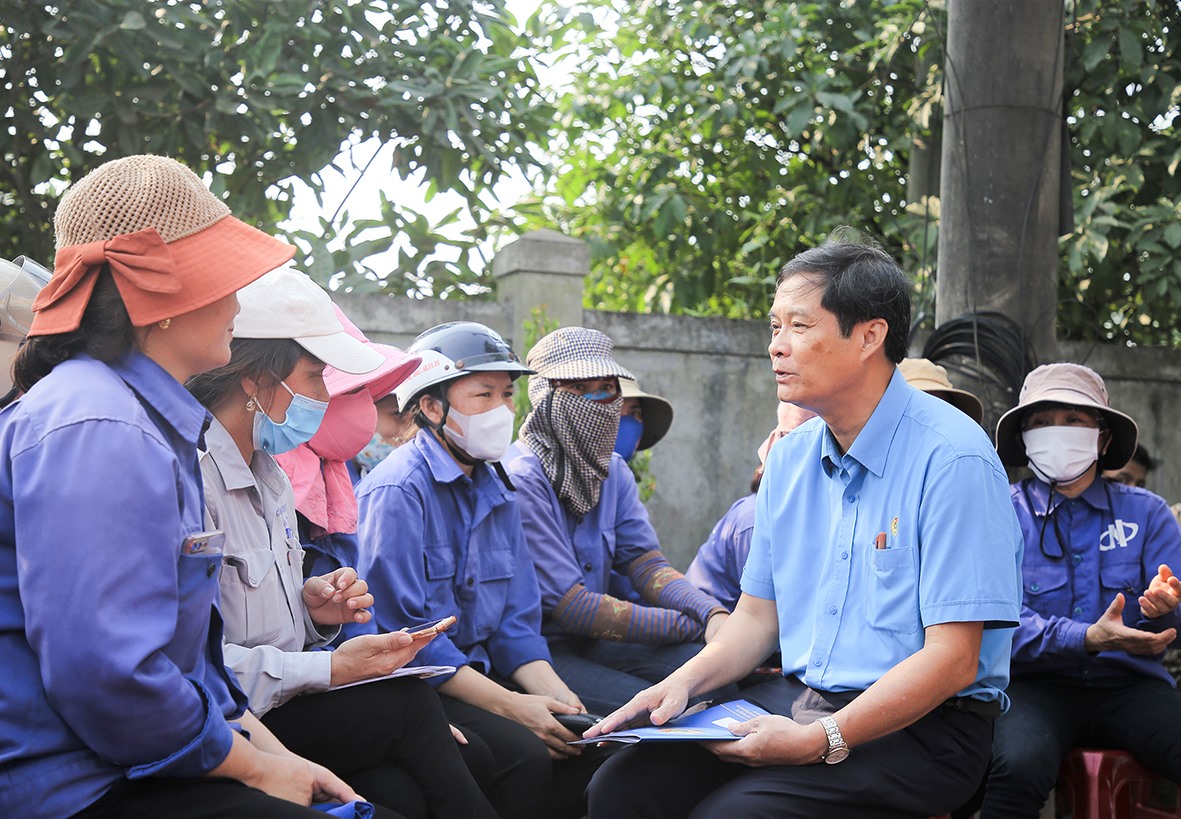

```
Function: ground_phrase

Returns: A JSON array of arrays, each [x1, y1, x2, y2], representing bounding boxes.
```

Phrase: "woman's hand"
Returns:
[[303, 567, 374, 626], [330, 631, 432, 686], [496, 692, 583, 759]]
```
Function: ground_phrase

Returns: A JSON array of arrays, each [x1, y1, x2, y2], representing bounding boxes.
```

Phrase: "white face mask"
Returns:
[[1022, 426, 1100, 485], [444, 403, 516, 462]]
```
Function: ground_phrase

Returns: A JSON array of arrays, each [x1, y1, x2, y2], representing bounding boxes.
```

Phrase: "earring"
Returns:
[[246, 396, 258, 412], [158, 318, 171, 329]]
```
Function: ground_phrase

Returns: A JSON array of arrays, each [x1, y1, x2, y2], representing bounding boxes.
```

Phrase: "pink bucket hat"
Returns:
[[321, 306, 420, 399], [994, 362, 1137, 470]]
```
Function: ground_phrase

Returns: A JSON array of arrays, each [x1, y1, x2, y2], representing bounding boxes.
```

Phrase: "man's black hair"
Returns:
[[775, 231, 912, 364]]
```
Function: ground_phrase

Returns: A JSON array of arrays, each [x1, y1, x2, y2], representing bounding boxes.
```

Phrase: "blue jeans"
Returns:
[[979, 674, 1181, 818], [549, 637, 731, 714]]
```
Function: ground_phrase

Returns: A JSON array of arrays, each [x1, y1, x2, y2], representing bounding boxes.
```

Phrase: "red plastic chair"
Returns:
[[1055, 748, 1181, 819]]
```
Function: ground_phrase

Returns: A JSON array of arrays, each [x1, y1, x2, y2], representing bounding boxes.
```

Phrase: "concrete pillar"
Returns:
[[936, 0, 1064, 361], [491, 229, 589, 356]]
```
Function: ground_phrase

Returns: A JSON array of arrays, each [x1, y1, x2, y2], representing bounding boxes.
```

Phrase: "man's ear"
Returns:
[[858, 318, 889, 361]]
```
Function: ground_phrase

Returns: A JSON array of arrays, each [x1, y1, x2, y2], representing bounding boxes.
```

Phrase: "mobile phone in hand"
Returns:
[[407, 615, 457, 639]]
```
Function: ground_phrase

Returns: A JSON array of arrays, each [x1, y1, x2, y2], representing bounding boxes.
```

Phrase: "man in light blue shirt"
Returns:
[[586, 236, 1024, 818]]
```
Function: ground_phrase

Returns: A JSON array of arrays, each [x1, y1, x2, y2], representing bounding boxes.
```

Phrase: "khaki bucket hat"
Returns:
[[30, 154, 294, 336], [898, 358, 984, 425], [994, 362, 1137, 470], [619, 377, 673, 450]]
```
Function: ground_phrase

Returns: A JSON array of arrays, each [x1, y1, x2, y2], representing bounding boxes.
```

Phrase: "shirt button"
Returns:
[[828, 606, 838, 615], [840, 551, 849, 560], [466, 578, 475, 587], [1031, 583, 1040, 592], [206, 563, 216, 578], [1072, 554, 1082, 564], [846, 495, 855, 503], [583, 562, 593, 572], [1073, 606, 1083, 616], [813, 658, 822, 667]]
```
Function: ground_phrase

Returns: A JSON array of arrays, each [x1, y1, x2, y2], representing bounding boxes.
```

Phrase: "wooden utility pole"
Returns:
[[936, 0, 1065, 361]]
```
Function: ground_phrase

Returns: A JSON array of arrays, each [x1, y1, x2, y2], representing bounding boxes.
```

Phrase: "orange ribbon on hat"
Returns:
[[31, 227, 182, 335]]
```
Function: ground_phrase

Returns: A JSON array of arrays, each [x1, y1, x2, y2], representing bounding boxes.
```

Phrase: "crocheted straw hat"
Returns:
[[897, 358, 984, 425], [30, 154, 294, 336], [994, 362, 1138, 470]]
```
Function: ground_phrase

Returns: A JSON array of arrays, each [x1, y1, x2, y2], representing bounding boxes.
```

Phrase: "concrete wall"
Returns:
[[334, 230, 1181, 569]]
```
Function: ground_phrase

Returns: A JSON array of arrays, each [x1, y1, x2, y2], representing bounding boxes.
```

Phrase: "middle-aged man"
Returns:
[[584, 236, 1024, 819]]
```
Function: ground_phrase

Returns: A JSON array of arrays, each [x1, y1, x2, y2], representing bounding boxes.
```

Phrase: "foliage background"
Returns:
[[3, 0, 1180, 345]]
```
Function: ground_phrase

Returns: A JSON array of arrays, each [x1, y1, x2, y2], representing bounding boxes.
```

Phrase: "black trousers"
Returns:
[[262, 677, 496, 819], [440, 694, 607, 819], [73, 776, 401, 819], [588, 675, 994, 819]]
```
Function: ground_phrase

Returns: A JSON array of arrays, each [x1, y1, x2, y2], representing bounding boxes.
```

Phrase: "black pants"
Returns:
[[262, 677, 495, 819], [979, 674, 1181, 818], [440, 694, 606, 819], [73, 776, 400, 819], [588, 675, 994, 819]]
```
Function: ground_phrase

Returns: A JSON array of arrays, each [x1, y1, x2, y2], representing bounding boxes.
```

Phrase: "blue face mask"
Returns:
[[354, 433, 397, 473], [613, 415, 644, 462], [252, 380, 329, 456]]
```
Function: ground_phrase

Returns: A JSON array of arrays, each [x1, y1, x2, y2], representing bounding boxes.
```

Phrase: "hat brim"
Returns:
[[927, 388, 984, 426], [995, 395, 1138, 470], [534, 357, 635, 383], [30, 215, 294, 336], [324, 343, 421, 399], [636, 395, 673, 450], [297, 330, 385, 375]]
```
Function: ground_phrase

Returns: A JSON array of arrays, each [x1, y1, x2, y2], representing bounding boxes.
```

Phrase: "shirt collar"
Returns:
[[417, 429, 467, 485], [109, 351, 210, 446], [203, 415, 289, 496], [821, 368, 911, 479], [1027, 474, 1112, 514]]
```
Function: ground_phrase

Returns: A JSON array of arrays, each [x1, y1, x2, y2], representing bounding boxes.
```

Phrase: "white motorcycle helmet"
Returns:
[[0, 256, 52, 395]]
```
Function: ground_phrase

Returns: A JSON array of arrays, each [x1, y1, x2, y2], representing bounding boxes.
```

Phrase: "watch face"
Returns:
[[824, 747, 850, 765]]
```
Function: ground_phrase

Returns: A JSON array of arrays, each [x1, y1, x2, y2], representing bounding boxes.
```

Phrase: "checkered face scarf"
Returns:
[[522, 386, 621, 517]]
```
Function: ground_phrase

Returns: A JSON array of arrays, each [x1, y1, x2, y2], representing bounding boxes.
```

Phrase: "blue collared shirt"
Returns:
[[1010, 476, 1181, 684], [686, 494, 757, 612], [506, 449, 661, 619], [352, 432, 551, 681], [742, 369, 1024, 703], [0, 353, 248, 819]]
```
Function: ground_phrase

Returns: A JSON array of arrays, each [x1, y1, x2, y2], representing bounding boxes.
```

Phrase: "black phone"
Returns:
[[553, 712, 603, 733]]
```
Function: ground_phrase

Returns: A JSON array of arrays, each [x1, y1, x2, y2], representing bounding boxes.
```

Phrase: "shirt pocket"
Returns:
[[1100, 561, 1143, 626], [866, 546, 920, 634], [475, 547, 516, 636], [220, 549, 285, 646], [1022, 565, 1069, 614]]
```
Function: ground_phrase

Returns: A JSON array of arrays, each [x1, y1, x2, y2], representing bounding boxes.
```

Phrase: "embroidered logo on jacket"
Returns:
[[1099, 520, 1139, 551]]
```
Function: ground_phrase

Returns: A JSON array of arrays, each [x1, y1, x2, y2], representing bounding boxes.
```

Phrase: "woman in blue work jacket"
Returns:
[[351, 321, 599, 819], [0, 155, 360, 818]]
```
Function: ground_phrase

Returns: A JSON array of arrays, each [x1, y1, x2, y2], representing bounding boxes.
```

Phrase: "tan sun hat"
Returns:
[[898, 358, 984, 425], [526, 326, 634, 408], [30, 154, 294, 336], [995, 362, 1137, 470], [619, 377, 673, 450]]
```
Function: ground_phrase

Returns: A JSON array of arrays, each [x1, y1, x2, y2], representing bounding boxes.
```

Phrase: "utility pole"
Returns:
[[936, 0, 1065, 361]]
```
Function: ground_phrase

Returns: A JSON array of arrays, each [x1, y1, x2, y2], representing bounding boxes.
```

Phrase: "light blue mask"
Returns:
[[354, 432, 397, 473], [252, 381, 329, 456], [613, 415, 644, 462]]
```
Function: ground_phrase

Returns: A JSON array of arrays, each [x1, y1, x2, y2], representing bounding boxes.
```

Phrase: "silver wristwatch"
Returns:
[[818, 716, 849, 764]]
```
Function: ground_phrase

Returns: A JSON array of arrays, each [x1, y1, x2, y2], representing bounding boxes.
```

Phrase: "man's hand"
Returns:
[[1139, 564, 1181, 619], [1085, 593, 1177, 655], [583, 679, 690, 739], [329, 631, 428, 686], [706, 714, 828, 767], [496, 692, 583, 759], [303, 567, 373, 626]]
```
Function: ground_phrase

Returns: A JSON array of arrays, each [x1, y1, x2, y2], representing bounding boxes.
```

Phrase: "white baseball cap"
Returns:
[[233, 264, 384, 375]]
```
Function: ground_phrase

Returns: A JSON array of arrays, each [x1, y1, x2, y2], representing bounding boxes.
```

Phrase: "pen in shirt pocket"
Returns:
[[874, 532, 887, 550]]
